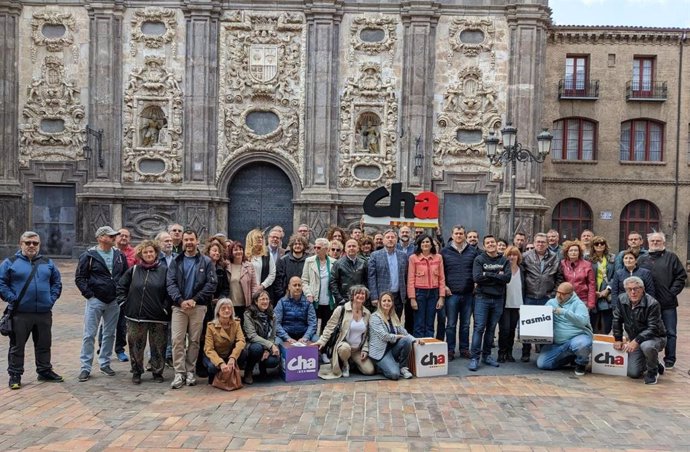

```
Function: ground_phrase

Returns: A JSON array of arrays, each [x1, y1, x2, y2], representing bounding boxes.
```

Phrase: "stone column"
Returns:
[[296, 1, 343, 233], [182, 0, 221, 184], [0, 0, 23, 251], [400, 2, 439, 190], [500, 2, 551, 239]]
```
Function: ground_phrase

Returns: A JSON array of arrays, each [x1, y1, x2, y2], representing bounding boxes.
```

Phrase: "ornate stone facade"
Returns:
[[30, 11, 78, 61], [129, 7, 178, 57]]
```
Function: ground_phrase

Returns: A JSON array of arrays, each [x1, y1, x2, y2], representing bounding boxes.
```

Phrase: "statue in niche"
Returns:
[[356, 113, 381, 153], [139, 105, 167, 147]]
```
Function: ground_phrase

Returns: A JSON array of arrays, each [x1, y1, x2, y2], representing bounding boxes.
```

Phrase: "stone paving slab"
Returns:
[[0, 260, 689, 451]]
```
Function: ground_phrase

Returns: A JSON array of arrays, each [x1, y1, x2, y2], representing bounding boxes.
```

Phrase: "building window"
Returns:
[[619, 200, 660, 249], [552, 198, 593, 241], [632, 56, 654, 96], [564, 55, 589, 95], [620, 119, 664, 162], [551, 118, 596, 161]]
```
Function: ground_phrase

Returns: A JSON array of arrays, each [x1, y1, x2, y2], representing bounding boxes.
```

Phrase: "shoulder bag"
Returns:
[[1, 258, 43, 336]]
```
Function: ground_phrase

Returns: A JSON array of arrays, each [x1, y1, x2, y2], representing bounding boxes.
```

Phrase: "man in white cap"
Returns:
[[75, 226, 129, 382]]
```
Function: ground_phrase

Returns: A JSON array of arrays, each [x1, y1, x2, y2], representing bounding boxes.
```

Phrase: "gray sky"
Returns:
[[550, 0, 690, 28]]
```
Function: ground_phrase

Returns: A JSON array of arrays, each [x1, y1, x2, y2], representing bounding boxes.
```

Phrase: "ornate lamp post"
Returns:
[[485, 122, 553, 237]]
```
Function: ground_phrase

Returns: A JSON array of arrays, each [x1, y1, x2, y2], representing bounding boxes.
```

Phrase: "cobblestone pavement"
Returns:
[[1, 261, 689, 451]]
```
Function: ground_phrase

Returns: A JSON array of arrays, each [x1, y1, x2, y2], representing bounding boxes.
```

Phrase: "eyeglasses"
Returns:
[[331, 248, 342, 252], [23, 241, 40, 246], [626, 287, 643, 292], [593, 242, 606, 246], [314, 246, 322, 250], [171, 229, 182, 232]]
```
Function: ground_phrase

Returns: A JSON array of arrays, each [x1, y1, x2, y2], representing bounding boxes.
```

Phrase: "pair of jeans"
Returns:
[[627, 336, 666, 378], [244, 342, 280, 377], [661, 307, 677, 365], [80, 297, 120, 373], [470, 296, 504, 360], [537, 333, 592, 369], [171, 305, 207, 375], [445, 293, 473, 354], [8, 312, 53, 376], [413, 288, 440, 338], [373, 336, 414, 380], [522, 296, 549, 355], [498, 307, 520, 356]]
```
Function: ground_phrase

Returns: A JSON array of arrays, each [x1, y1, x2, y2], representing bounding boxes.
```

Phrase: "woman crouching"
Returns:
[[315, 285, 375, 378], [368, 292, 416, 380], [242, 290, 280, 384], [203, 298, 246, 385]]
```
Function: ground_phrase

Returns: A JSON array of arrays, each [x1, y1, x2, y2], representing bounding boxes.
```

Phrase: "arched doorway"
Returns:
[[551, 198, 593, 241], [619, 200, 660, 248], [227, 162, 294, 242]]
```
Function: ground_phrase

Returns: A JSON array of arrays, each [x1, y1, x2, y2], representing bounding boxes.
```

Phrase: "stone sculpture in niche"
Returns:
[[217, 11, 305, 181], [19, 56, 85, 167], [130, 8, 178, 57], [123, 57, 182, 183], [30, 11, 78, 62], [339, 63, 397, 188]]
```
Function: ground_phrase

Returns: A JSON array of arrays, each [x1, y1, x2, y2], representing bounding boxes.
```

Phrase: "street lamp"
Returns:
[[485, 122, 553, 237]]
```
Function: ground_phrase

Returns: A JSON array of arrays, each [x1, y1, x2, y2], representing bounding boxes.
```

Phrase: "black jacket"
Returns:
[[637, 250, 687, 309], [612, 293, 666, 344], [473, 252, 510, 299], [441, 242, 478, 295], [75, 247, 128, 303], [329, 255, 368, 304], [166, 252, 217, 307], [274, 252, 307, 302], [520, 248, 561, 299], [214, 263, 230, 299], [117, 263, 170, 322]]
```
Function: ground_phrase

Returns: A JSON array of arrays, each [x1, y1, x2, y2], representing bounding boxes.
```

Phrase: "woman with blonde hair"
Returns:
[[245, 228, 276, 295], [368, 292, 416, 380], [203, 298, 246, 385], [588, 235, 615, 333]]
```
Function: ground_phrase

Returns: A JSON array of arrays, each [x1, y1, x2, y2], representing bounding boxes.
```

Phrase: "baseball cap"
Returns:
[[95, 226, 120, 238]]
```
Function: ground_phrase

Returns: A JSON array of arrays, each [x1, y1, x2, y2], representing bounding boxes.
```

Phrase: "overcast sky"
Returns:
[[549, 0, 690, 28]]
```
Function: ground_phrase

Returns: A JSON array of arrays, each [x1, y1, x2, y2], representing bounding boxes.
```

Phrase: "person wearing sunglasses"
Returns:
[[587, 236, 615, 334]]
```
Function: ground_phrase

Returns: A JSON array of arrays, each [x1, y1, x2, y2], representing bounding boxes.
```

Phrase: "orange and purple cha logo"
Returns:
[[362, 183, 439, 228]]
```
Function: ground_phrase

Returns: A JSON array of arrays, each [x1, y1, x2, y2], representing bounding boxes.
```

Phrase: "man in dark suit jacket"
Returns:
[[367, 229, 409, 318]]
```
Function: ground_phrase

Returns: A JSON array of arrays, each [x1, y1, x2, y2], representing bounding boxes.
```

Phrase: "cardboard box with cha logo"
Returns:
[[280, 343, 319, 382], [409, 338, 448, 378], [591, 334, 628, 377], [518, 305, 554, 344]]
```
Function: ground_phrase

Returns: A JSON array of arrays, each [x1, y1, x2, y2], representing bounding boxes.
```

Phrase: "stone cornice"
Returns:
[[549, 26, 689, 45], [0, 0, 21, 15], [543, 177, 688, 186]]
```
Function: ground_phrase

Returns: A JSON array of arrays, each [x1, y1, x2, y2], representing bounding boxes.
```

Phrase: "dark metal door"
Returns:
[[227, 163, 294, 243], [442, 193, 487, 242], [32, 184, 76, 257]]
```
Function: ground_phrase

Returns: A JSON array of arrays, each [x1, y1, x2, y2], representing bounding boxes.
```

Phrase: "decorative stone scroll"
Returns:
[[122, 57, 183, 183], [448, 18, 495, 57], [349, 14, 397, 63], [30, 11, 78, 62], [130, 8, 178, 57], [217, 11, 305, 181], [339, 63, 398, 188], [19, 56, 85, 168], [433, 66, 501, 169]]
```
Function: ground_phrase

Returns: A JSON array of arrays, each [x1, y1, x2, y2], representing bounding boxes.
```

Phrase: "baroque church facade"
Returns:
[[0, 0, 557, 256]]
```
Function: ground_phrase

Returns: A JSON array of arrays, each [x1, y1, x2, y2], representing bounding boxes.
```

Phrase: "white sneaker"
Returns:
[[171, 373, 185, 389], [186, 371, 197, 386], [321, 353, 331, 364], [400, 367, 413, 379], [341, 364, 350, 378]]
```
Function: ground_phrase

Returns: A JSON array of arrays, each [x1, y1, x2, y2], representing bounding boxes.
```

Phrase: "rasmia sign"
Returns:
[[362, 183, 439, 227]]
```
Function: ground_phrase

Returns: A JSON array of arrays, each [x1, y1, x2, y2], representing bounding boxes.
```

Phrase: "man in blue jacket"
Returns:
[[0, 231, 62, 389]]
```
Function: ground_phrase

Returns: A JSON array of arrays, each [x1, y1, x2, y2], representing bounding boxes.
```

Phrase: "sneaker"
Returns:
[[658, 362, 665, 375], [664, 361, 674, 370], [37, 370, 64, 382], [100, 366, 115, 376], [575, 364, 586, 376], [483, 356, 500, 367], [117, 352, 129, 362], [186, 371, 197, 386], [321, 353, 331, 364], [400, 367, 413, 379], [8, 374, 21, 390], [644, 373, 658, 385], [132, 374, 142, 385], [341, 364, 350, 378], [171, 373, 185, 389], [468, 358, 479, 371], [152, 373, 164, 383]]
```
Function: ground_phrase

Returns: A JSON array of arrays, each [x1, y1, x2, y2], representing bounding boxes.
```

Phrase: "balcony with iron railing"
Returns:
[[626, 81, 667, 101], [558, 79, 599, 100]]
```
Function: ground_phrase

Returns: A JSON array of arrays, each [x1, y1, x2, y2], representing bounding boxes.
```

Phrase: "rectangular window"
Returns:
[[632, 56, 655, 96], [564, 55, 589, 96], [552, 118, 596, 161]]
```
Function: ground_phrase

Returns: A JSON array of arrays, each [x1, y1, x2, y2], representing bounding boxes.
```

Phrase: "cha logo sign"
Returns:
[[362, 183, 439, 228], [287, 355, 317, 373], [420, 351, 446, 367], [594, 352, 625, 366]]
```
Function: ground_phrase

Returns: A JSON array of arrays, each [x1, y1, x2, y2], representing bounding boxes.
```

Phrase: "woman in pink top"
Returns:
[[407, 234, 446, 338], [559, 240, 596, 311]]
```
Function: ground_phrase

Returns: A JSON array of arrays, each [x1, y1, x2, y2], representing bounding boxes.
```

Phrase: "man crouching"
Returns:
[[612, 276, 666, 385]]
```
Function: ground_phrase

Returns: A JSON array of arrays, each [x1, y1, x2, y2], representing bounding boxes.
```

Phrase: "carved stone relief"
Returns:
[[130, 8, 178, 57], [433, 66, 501, 175], [124, 204, 178, 240], [30, 11, 78, 62], [339, 63, 398, 188], [349, 14, 397, 64], [217, 11, 305, 182], [122, 56, 183, 183], [19, 56, 86, 168], [448, 18, 496, 58]]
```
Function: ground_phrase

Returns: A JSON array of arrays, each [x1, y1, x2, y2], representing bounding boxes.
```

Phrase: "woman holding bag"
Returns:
[[203, 298, 246, 388], [588, 236, 615, 334]]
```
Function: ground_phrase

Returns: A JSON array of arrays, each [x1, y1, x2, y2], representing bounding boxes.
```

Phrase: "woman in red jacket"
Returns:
[[559, 240, 596, 317]]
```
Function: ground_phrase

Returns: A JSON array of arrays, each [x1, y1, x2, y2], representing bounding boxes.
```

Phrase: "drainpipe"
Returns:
[[672, 30, 685, 252]]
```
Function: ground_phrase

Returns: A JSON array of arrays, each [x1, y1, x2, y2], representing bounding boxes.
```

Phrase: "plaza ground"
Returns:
[[1, 260, 689, 451]]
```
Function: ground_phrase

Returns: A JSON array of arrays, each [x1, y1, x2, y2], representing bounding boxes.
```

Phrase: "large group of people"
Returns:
[[0, 222, 686, 390]]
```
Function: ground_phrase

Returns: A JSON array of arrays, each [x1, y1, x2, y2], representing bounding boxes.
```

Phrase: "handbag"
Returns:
[[211, 365, 243, 391], [1, 257, 43, 337], [324, 306, 346, 358]]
